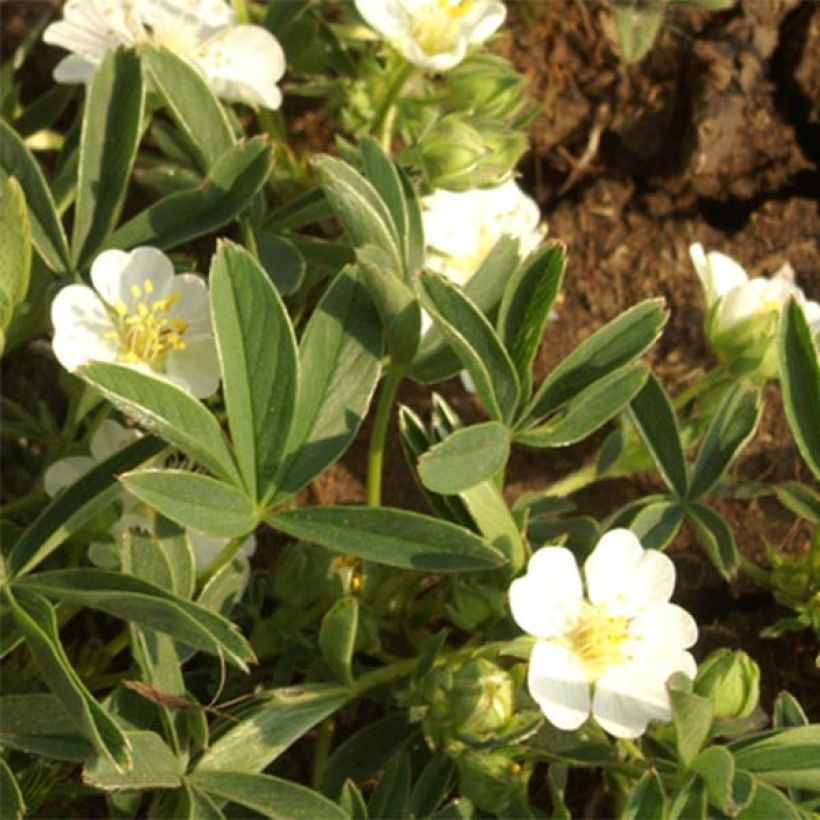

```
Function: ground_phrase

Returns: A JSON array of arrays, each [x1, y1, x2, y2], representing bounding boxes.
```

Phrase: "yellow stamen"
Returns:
[[131, 284, 142, 299], [144, 278, 154, 295], [566, 603, 632, 681]]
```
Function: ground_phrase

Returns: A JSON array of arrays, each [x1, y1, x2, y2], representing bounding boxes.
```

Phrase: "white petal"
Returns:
[[527, 640, 591, 731], [165, 333, 220, 398], [51, 285, 118, 370], [354, 0, 409, 39], [44, 456, 96, 496], [91, 247, 176, 311], [90, 420, 139, 461], [463, 0, 507, 44], [716, 278, 782, 331], [166, 273, 211, 334], [592, 662, 672, 739], [53, 53, 98, 84], [630, 602, 698, 655], [140, 0, 234, 36], [509, 547, 583, 639], [195, 25, 285, 109], [584, 529, 676, 613]]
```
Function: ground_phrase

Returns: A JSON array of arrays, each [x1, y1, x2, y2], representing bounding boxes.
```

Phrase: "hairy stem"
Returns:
[[367, 368, 404, 507]]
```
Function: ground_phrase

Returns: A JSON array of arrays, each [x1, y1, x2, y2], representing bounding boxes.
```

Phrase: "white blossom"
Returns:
[[51, 246, 219, 398], [422, 179, 543, 287], [355, 0, 506, 72], [509, 529, 698, 739], [43, 0, 286, 109]]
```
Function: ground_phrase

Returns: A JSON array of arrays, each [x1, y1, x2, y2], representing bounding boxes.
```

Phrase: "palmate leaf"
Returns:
[[15, 568, 255, 670], [210, 241, 297, 503], [3, 586, 131, 769], [72, 47, 145, 269], [266, 506, 506, 573]]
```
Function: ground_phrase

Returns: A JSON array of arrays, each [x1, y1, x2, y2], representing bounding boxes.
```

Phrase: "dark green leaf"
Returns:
[[195, 684, 350, 773], [692, 747, 737, 815], [669, 682, 714, 767], [16, 568, 256, 671], [105, 137, 271, 251], [143, 44, 234, 171], [81, 363, 240, 485], [736, 778, 801, 820], [628, 372, 688, 497], [267, 506, 506, 573], [668, 776, 707, 820], [0, 758, 24, 820], [0, 119, 70, 272], [319, 596, 359, 685], [122, 470, 257, 537], [7, 434, 164, 578], [277, 269, 382, 497], [498, 242, 566, 397], [421, 273, 520, 422], [339, 780, 369, 820], [72, 48, 144, 268], [687, 502, 739, 579], [256, 230, 306, 295], [210, 241, 297, 501], [621, 770, 667, 820], [731, 726, 820, 791], [84, 731, 182, 791], [410, 753, 455, 818], [0, 176, 32, 341], [189, 770, 348, 819], [265, 187, 331, 232], [779, 300, 820, 479], [4, 586, 130, 769], [418, 421, 510, 494], [689, 383, 762, 499], [524, 298, 667, 425], [773, 691, 809, 729], [774, 482, 820, 523], [516, 363, 648, 447], [630, 500, 684, 550], [368, 751, 412, 820]]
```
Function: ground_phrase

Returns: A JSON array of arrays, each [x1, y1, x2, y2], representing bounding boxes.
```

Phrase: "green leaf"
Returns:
[[689, 383, 762, 499], [339, 779, 369, 819], [122, 470, 256, 537], [319, 596, 359, 685], [277, 269, 382, 497], [3, 586, 131, 769], [181, 784, 227, 819], [0, 176, 31, 347], [736, 779, 801, 820], [195, 684, 350, 773], [630, 499, 684, 550], [687, 501, 739, 579], [189, 770, 348, 819], [692, 747, 740, 815], [16, 568, 256, 671], [774, 482, 820, 523], [142, 44, 234, 171], [410, 753, 455, 819], [524, 298, 667, 425], [256, 231, 306, 295], [669, 681, 714, 767], [314, 153, 402, 273], [516, 363, 649, 447], [498, 242, 566, 397], [265, 187, 331, 232], [621, 770, 667, 820], [0, 693, 94, 761], [613, 0, 668, 63], [368, 751, 412, 820], [418, 421, 510, 494], [772, 691, 809, 729], [84, 731, 182, 791], [81, 363, 240, 485], [779, 300, 820, 479], [668, 777, 708, 820], [731, 726, 820, 791], [105, 137, 271, 251], [267, 506, 506, 573], [210, 241, 297, 502], [0, 758, 24, 820], [421, 273, 520, 423], [72, 48, 144, 268], [628, 371, 688, 498], [7, 434, 164, 578], [0, 119, 70, 272]]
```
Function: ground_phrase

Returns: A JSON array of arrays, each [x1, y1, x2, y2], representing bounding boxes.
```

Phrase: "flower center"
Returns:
[[106, 278, 189, 369], [567, 604, 631, 681], [409, 0, 474, 55]]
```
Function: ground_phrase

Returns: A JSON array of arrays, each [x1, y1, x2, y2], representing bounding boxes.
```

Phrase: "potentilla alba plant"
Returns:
[[43, 0, 285, 108], [355, 0, 507, 72], [509, 529, 698, 739], [51, 246, 219, 397], [690, 243, 820, 375], [422, 179, 544, 286]]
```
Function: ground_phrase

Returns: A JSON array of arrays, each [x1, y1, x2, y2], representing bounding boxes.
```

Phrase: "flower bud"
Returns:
[[456, 750, 529, 814], [445, 55, 528, 120], [694, 649, 760, 720]]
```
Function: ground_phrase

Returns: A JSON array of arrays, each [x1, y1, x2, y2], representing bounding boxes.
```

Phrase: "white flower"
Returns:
[[51, 246, 219, 398], [43, 0, 285, 109], [509, 529, 698, 739], [423, 179, 543, 287], [355, 0, 506, 72], [189, 530, 256, 572]]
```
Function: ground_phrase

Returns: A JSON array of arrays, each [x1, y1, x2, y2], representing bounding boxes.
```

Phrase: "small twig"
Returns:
[[557, 103, 610, 196]]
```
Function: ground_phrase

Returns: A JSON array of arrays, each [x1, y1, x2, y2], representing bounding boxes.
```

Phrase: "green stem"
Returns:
[[231, 0, 251, 24], [673, 366, 732, 410], [311, 717, 335, 790], [367, 368, 404, 507], [352, 655, 421, 697], [198, 535, 247, 588], [739, 555, 772, 587], [547, 463, 599, 498], [240, 216, 260, 261], [370, 60, 415, 151]]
